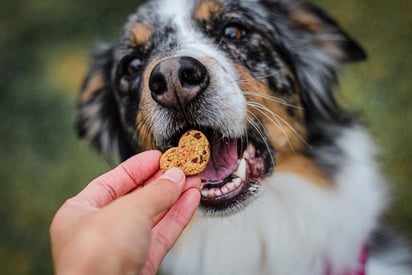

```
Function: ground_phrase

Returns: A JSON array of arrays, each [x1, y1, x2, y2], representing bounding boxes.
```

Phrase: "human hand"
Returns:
[[50, 150, 201, 275]]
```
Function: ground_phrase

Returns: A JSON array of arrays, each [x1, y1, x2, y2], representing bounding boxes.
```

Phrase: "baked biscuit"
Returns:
[[160, 130, 210, 175]]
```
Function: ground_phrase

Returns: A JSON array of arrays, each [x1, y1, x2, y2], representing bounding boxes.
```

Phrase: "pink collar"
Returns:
[[325, 245, 367, 275]]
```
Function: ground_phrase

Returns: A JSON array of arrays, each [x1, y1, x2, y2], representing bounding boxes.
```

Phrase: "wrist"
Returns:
[[56, 258, 129, 275], [54, 245, 132, 275]]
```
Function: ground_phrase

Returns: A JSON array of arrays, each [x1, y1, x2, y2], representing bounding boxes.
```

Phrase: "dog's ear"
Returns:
[[288, 2, 366, 63], [76, 43, 135, 163], [282, 1, 367, 123]]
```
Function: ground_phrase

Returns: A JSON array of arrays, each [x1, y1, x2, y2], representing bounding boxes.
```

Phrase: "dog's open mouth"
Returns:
[[167, 129, 275, 213]]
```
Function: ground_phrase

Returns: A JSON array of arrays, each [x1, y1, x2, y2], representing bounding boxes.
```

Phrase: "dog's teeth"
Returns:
[[227, 181, 236, 190], [201, 178, 244, 198], [233, 177, 242, 187], [214, 189, 223, 196], [201, 189, 209, 197], [234, 159, 247, 180], [243, 144, 256, 159], [207, 189, 215, 198], [221, 186, 229, 194], [247, 144, 256, 158]]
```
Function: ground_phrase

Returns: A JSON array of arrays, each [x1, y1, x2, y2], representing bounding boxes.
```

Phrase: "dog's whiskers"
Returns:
[[247, 102, 296, 153], [215, 37, 225, 51], [243, 91, 303, 110], [246, 111, 276, 167], [235, 71, 282, 83], [238, 124, 249, 159], [247, 101, 309, 151]]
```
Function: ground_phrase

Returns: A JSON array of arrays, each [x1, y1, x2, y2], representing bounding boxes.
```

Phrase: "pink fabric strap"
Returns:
[[325, 245, 367, 275]]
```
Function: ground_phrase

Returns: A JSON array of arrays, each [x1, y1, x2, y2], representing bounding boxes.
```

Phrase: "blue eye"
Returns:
[[126, 58, 143, 75], [223, 24, 247, 40]]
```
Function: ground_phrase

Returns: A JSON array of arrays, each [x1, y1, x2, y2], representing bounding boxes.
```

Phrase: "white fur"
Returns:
[[160, 127, 389, 274]]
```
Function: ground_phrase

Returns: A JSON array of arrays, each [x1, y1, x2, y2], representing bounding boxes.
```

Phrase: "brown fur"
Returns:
[[234, 64, 306, 153], [277, 153, 331, 188], [79, 73, 105, 103], [130, 23, 154, 46], [135, 55, 162, 151], [194, 0, 224, 21], [234, 65, 331, 187], [289, 8, 322, 33]]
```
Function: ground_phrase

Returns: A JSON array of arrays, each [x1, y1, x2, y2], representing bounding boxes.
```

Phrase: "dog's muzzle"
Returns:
[[147, 55, 274, 214]]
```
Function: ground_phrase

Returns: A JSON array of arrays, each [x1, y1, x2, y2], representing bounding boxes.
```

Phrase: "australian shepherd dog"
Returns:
[[76, 0, 412, 274]]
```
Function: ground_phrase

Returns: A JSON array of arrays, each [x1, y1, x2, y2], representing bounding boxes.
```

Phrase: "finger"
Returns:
[[144, 173, 200, 192], [141, 189, 201, 275], [77, 150, 162, 208], [120, 176, 200, 226], [152, 209, 168, 227], [151, 176, 200, 226], [183, 176, 201, 192], [142, 170, 164, 188]]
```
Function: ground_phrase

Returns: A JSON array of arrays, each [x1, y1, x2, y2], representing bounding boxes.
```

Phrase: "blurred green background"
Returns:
[[0, 0, 411, 274]]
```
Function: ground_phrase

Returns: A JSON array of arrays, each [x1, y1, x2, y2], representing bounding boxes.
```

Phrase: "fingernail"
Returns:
[[160, 168, 185, 185]]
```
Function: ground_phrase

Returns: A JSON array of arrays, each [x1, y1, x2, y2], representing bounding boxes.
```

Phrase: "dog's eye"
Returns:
[[126, 58, 143, 76], [223, 24, 246, 40]]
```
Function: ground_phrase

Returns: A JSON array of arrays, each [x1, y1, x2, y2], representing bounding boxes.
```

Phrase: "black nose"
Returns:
[[149, 56, 209, 109]]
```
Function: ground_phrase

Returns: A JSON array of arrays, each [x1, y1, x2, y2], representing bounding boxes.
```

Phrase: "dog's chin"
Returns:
[[162, 128, 275, 216]]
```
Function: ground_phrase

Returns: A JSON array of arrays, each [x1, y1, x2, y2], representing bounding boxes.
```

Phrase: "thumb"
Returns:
[[115, 168, 187, 218]]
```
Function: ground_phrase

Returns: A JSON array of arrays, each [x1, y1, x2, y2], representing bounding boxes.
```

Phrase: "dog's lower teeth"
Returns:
[[214, 189, 223, 196], [201, 177, 243, 198], [233, 177, 242, 187], [221, 186, 229, 194]]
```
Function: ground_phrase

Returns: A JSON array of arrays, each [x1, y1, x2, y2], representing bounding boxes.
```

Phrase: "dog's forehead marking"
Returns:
[[194, 0, 224, 21], [130, 23, 153, 46]]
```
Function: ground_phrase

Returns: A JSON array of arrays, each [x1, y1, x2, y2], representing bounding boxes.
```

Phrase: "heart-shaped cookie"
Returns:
[[160, 130, 210, 176]]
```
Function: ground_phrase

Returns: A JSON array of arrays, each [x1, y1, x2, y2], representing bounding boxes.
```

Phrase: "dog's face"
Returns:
[[77, 0, 365, 214]]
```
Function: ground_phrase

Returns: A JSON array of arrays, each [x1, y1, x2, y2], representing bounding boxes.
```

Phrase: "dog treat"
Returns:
[[160, 130, 210, 176]]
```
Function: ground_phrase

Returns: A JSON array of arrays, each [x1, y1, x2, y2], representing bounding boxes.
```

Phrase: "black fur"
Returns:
[[369, 227, 412, 270], [76, 43, 135, 161]]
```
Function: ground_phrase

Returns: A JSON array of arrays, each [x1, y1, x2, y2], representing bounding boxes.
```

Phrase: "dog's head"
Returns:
[[77, 0, 365, 214]]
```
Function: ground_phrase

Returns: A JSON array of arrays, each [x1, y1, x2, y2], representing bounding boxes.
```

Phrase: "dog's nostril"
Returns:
[[149, 64, 168, 96], [178, 56, 209, 88]]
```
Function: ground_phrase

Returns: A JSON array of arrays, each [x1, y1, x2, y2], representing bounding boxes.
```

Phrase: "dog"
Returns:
[[76, 0, 412, 274]]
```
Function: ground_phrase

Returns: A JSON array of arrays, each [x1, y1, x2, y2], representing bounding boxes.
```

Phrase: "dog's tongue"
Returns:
[[200, 136, 238, 181]]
